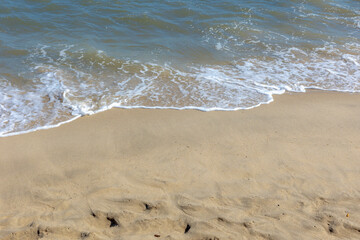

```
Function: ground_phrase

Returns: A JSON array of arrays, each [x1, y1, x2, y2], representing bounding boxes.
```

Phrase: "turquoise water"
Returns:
[[0, 0, 359, 136]]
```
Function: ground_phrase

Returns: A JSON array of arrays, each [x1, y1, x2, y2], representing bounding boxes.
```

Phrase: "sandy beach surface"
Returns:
[[0, 91, 360, 240]]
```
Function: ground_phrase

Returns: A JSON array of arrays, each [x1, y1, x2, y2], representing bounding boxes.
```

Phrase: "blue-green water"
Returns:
[[0, 0, 359, 136]]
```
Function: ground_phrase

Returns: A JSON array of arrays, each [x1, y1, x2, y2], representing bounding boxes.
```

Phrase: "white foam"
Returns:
[[216, 42, 222, 50], [1, 42, 360, 137]]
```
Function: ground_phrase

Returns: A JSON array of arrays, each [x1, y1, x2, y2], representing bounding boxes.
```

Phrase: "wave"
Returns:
[[1, 42, 359, 137]]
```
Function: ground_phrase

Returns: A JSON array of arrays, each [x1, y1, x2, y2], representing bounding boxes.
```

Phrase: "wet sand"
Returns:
[[0, 91, 360, 239]]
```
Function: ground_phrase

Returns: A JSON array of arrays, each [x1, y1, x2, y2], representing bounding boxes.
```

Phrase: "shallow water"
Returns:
[[0, 0, 359, 136]]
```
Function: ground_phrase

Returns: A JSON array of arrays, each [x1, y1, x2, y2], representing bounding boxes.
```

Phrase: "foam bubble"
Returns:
[[1, 42, 360, 137]]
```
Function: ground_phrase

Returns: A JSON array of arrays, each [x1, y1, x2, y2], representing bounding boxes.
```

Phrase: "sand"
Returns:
[[0, 91, 360, 240]]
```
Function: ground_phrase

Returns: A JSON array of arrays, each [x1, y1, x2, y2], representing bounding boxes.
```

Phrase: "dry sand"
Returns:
[[0, 91, 360, 240]]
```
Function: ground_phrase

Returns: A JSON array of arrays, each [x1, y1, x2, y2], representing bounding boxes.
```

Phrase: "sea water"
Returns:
[[0, 0, 359, 136]]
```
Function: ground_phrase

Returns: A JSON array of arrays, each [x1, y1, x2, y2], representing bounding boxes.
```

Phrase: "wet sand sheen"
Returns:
[[2, 0, 360, 136], [0, 91, 360, 239]]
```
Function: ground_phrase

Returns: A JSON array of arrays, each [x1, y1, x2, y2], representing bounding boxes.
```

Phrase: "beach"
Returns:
[[1, 0, 359, 239], [0, 91, 359, 239]]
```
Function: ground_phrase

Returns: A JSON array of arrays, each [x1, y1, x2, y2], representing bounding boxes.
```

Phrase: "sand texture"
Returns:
[[0, 91, 360, 240]]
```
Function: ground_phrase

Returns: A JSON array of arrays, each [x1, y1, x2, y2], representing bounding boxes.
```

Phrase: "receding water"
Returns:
[[0, 0, 359, 136]]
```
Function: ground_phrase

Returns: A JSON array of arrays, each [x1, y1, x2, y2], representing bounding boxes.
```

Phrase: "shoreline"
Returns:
[[1, 91, 360, 239], [3, 88, 359, 139], [3, 90, 276, 138]]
